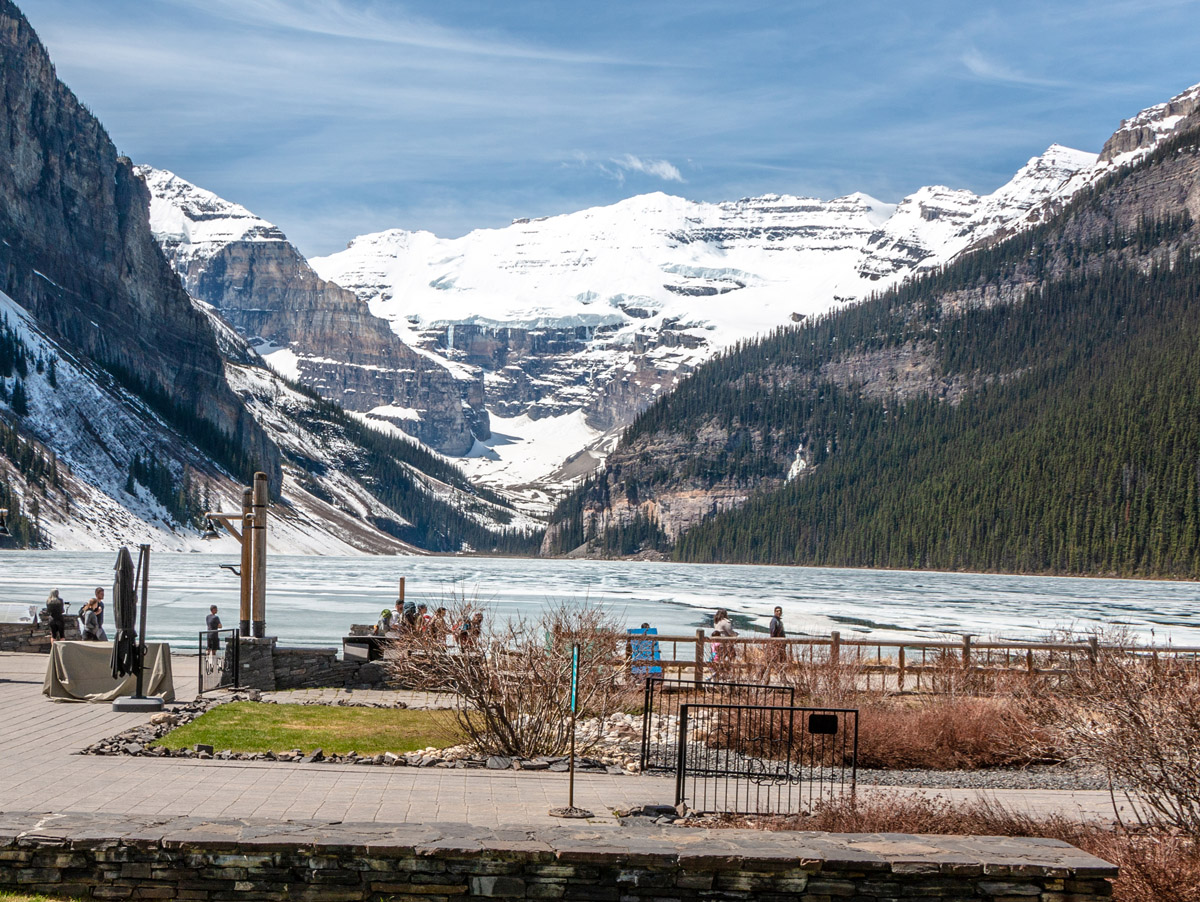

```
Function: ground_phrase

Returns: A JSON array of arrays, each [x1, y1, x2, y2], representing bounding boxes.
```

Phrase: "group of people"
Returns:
[[43, 587, 108, 641], [373, 599, 484, 649], [707, 605, 787, 661]]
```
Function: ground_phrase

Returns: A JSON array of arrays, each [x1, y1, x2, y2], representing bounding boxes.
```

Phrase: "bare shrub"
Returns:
[[768, 643, 865, 708], [855, 696, 1060, 770], [384, 603, 629, 758], [701, 793, 1200, 902], [1044, 643, 1200, 834]]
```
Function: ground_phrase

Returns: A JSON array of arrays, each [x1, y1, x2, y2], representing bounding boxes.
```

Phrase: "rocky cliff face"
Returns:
[[0, 1, 278, 481], [138, 168, 487, 456], [1100, 82, 1200, 162]]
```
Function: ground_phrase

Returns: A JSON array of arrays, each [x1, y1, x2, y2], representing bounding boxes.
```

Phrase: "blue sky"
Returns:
[[19, 0, 1200, 257]]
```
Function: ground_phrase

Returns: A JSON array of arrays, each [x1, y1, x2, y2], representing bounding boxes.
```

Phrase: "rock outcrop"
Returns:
[[1100, 82, 1200, 162], [139, 168, 487, 455], [0, 1, 278, 480]]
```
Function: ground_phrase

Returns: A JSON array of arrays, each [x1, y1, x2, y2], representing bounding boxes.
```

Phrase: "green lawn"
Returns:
[[155, 702, 462, 755]]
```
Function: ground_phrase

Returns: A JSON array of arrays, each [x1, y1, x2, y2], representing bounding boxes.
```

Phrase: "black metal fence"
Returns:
[[640, 678, 795, 772], [674, 703, 858, 816], [198, 628, 240, 694]]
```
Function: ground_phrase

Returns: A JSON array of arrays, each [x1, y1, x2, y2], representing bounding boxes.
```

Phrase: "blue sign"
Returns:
[[570, 643, 579, 714]]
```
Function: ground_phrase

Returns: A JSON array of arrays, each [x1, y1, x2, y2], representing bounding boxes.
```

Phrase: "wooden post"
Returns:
[[897, 646, 905, 691], [830, 631, 841, 668], [1088, 636, 1099, 666], [694, 629, 705, 685], [1027, 648, 1035, 678], [251, 472, 268, 639], [398, 577, 406, 607], [962, 634, 973, 670], [239, 487, 252, 638]]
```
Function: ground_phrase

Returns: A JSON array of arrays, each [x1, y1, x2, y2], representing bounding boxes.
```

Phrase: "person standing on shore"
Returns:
[[45, 589, 66, 641], [768, 606, 787, 665], [205, 605, 222, 666], [79, 598, 101, 641], [90, 587, 106, 634], [769, 607, 785, 638]]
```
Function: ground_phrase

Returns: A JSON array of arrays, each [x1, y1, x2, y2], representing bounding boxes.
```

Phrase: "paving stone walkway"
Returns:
[[0, 652, 1131, 828]]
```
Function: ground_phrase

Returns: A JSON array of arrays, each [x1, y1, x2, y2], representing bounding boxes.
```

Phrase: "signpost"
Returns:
[[549, 642, 593, 819]]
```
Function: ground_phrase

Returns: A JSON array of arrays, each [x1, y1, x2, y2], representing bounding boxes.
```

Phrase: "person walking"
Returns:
[[712, 608, 737, 663]]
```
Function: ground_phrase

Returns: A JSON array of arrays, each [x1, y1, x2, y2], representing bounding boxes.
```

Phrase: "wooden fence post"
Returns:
[[694, 629, 705, 685], [962, 634, 973, 670], [830, 631, 840, 668], [1088, 636, 1099, 665], [897, 646, 905, 691]]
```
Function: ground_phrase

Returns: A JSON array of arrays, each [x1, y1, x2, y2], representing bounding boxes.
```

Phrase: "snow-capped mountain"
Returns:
[[138, 166, 285, 268], [305, 143, 1095, 497], [142, 80, 1200, 509], [137, 167, 488, 456]]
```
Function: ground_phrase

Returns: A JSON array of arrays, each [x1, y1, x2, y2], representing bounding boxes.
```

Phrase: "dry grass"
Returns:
[[696, 793, 1200, 902], [854, 695, 1059, 770]]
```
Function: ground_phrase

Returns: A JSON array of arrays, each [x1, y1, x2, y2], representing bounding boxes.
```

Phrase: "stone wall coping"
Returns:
[[0, 812, 1118, 877], [273, 645, 339, 656]]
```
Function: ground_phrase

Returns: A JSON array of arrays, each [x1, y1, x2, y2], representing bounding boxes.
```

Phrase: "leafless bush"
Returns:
[[384, 603, 630, 757], [1043, 640, 1200, 835], [856, 696, 1059, 770], [699, 792, 1200, 902]]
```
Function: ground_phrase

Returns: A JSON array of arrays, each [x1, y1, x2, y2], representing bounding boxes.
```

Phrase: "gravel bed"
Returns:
[[856, 763, 1115, 791]]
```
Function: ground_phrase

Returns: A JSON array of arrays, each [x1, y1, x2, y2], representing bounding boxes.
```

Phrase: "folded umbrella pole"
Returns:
[[111, 544, 164, 713]]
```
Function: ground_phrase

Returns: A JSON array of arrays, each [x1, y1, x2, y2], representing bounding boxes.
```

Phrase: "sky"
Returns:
[[18, 0, 1200, 257]]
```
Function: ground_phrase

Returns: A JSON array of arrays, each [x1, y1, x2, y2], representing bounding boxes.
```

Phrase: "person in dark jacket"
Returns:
[[45, 589, 66, 641], [768, 606, 785, 638]]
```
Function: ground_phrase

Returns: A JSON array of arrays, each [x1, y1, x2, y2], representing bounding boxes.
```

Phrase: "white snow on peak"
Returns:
[[312, 190, 901, 350], [858, 144, 1096, 279], [135, 166, 286, 264]]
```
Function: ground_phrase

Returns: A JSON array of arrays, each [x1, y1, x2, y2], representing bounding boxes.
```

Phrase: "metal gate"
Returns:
[[674, 703, 858, 815], [640, 678, 795, 772], [198, 628, 240, 694]]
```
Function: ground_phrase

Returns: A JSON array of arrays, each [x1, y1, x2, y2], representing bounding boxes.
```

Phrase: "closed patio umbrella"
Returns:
[[110, 546, 137, 678]]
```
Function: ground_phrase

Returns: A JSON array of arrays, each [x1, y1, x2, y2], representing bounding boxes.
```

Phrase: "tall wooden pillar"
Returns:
[[239, 487, 253, 638], [251, 472, 268, 638]]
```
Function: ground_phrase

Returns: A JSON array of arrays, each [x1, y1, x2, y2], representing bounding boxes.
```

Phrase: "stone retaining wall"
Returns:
[[0, 616, 78, 653], [0, 812, 1116, 902], [236, 637, 390, 692]]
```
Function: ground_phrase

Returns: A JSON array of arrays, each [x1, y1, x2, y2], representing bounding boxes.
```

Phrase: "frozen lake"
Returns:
[[1, 552, 1199, 651]]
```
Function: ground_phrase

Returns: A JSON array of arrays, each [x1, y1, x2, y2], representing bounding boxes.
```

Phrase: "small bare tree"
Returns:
[[1048, 640, 1200, 834], [384, 602, 629, 758]]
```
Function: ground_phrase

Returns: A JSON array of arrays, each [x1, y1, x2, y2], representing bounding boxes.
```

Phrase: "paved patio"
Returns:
[[0, 651, 1130, 828]]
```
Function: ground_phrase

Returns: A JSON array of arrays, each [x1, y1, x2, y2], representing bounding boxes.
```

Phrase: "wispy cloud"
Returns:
[[959, 47, 1070, 89], [166, 0, 651, 67], [18, 0, 1200, 255], [611, 154, 685, 183]]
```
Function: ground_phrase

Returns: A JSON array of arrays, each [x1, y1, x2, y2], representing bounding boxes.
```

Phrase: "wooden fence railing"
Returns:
[[626, 630, 1200, 692]]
